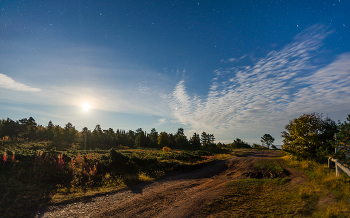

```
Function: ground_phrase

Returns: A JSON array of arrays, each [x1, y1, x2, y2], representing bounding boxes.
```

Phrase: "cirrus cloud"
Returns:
[[169, 25, 350, 142]]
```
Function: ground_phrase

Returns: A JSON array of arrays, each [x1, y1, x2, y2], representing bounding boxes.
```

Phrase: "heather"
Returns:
[[0, 142, 229, 218]]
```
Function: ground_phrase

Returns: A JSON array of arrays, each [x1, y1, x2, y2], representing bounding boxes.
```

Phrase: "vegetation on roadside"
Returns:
[[204, 155, 350, 217], [260, 134, 275, 150], [203, 113, 348, 217], [281, 112, 341, 163], [0, 142, 232, 218]]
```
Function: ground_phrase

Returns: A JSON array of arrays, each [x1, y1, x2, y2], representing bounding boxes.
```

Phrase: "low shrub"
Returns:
[[0, 146, 229, 218], [162, 146, 171, 152]]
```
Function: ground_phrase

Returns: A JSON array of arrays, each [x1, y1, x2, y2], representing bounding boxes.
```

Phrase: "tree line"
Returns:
[[0, 117, 280, 151], [0, 117, 223, 151]]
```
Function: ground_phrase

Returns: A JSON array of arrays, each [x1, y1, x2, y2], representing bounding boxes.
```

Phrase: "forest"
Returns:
[[0, 117, 214, 150], [0, 116, 261, 151]]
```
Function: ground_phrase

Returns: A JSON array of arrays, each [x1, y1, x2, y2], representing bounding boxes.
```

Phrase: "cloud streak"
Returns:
[[0, 73, 41, 92], [170, 25, 350, 139]]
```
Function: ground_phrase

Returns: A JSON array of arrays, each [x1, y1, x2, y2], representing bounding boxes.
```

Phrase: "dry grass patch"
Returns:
[[204, 178, 319, 217], [204, 155, 350, 217]]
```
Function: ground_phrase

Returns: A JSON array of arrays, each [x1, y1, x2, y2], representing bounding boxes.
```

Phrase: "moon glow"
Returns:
[[82, 103, 91, 111]]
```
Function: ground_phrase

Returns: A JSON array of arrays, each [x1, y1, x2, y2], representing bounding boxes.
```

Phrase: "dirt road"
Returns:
[[36, 150, 304, 218]]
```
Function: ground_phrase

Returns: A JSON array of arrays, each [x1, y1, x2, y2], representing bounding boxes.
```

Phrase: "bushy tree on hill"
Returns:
[[228, 138, 251, 149], [281, 112, 337, 161], [260, 134, 275, 149]]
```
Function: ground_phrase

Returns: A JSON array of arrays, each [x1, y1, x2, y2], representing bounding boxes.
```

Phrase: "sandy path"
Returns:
[[36, 150, 299, 218]]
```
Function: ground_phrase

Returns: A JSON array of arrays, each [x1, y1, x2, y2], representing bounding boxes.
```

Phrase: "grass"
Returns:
[[282, 155, 350, 217], [205, 178, 316, 217], [203, 154, 350, 217], [230, 149, 255, 157], [253, 159, 284, 173]]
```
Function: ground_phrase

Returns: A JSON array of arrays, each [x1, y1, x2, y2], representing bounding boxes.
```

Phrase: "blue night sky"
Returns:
[[1, 0, 350, 144]]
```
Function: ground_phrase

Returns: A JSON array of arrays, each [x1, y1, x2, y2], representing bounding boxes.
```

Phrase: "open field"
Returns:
[[1, 146, 350, 218]]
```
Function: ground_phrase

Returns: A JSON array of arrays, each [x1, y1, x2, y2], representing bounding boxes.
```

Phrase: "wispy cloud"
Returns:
[[220, 55, 248, 63], [157, 118, 167, 125], [0, 73, 41, 92], [170, 25, 350, 140]]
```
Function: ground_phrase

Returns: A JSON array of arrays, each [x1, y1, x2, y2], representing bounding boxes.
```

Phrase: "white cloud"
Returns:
[[0, 73, 41, 92], [157, 118, 167, 124], [220, 55, 248, 63], [169, 25, 350, 142]]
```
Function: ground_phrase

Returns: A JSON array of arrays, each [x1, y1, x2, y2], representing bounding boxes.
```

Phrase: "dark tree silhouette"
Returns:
[[260, 134, 275, 149]]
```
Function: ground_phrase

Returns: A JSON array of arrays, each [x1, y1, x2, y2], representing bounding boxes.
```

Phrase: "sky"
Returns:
[[1, 0, 350, 145]]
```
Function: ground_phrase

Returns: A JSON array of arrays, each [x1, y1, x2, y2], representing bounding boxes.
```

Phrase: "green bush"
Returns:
[[228, 138, 251, 149], [281, 113, 337, 162]]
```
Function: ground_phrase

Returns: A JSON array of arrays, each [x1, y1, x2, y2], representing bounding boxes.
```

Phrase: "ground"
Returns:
[[35, 150, 308, 218]]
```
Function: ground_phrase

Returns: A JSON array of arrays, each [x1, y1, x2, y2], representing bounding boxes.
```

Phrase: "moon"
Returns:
[[82, 103, 91, 111]]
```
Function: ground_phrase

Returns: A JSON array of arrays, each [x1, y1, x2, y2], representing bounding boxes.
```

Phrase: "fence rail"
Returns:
[[328, 158, 350, 177]]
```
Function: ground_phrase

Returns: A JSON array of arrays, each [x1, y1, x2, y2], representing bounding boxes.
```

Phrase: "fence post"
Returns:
[[328, 157, 333, 169], [333, 159, 339, 177]]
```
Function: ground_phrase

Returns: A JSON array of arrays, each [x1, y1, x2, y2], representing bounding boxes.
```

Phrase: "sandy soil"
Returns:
[[36, 150, 305, 218]]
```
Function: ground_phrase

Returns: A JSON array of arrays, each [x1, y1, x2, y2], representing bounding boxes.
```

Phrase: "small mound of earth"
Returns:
[[242, 169, 289, 179], [226, 155, 290, 179]]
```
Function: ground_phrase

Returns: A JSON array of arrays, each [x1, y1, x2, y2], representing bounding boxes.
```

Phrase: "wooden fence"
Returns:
[[328, 158, 350, 177]]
